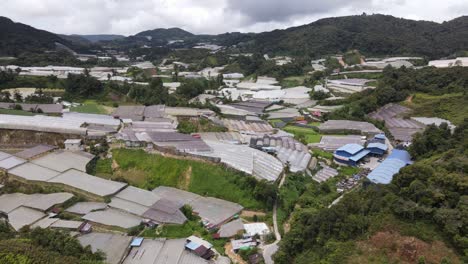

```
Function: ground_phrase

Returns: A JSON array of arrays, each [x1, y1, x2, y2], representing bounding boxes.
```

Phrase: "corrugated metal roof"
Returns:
[[367, 143, 388, 151], [14, 145, 56, 159], [49, 169, 127, 197], [388, 149, 412, 164], [336, 144, 364, 155], [349, 149, 371, 162], [367, 150, 412, 184], [0, 156, 26, 170]]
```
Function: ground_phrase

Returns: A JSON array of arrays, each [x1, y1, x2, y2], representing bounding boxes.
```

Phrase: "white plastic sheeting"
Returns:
[[0, 114, 87, 135]]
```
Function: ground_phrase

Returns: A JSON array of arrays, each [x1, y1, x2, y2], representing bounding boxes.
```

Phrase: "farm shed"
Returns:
[[0, 114, 87, 135], [48, 169, 127, 198], [65, 202, 107, 215], [334, 144, 370, 166], [367, 150, 412, 184], [78, 232, 133, 264], [7, 206, 45, 231], [218, 219, 244, 238], [0, 156, 26, 170], [82, 208, 142, 229], [14, 144, 56, 160], [319, 120, 381, 135], [192, 140, 283, 182], [151, 186, 243, 228], [310, 135, 365, 152], [366, 142, 388, 156], [31, 150, 94, 172]]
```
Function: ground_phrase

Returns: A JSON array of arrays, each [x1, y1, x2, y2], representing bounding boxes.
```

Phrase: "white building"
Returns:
[[64, 139, 83, 151]]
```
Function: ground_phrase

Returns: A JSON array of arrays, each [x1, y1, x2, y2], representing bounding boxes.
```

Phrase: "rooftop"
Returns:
[[78, 232, 133, 264], [367, 149, 412, 184], [82, 208, 141, 229], [48, 169, 127, 197], [218, 219, 244, 238], [65, 202, 107, 215], [367, 142, 388, 151], [8, 206, 45, 231], [0, 156, 26, 170], [319, 120, 381, 134], [14, 144, 56, 159], [31, 150, 94, 172], [336, 144, 364, 155], [8, 162, 60, 182]]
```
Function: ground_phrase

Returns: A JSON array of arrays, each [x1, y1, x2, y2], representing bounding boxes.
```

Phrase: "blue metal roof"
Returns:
[[185, 241, 200, 250], [367, 143, 388, 151], [349, 149, 371, 162], [388, 149, 412, 164], [130, 237, 144, 247], [336, 143, 364, 155], [367, 149, 412, 184], [374, 133, 386, 140]]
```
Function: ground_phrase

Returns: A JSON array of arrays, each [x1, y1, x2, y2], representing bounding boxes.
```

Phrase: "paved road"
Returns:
[[262, 172, 286, 264]]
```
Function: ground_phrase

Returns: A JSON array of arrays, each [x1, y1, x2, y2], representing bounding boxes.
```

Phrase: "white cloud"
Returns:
[[0, 0, 466, 35]]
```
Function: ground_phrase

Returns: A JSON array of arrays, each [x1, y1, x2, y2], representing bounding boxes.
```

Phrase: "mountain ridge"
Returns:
[[1, 14, 468, 58]]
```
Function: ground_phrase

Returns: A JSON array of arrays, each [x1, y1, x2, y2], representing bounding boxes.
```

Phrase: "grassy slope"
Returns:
[[106, 149, 264, 209], [0, 109, 35, 116], [401, 92, 467, 125], [70, 100, 114, 115], [280, 76, 307, 88], [283, 125, 322, 143]]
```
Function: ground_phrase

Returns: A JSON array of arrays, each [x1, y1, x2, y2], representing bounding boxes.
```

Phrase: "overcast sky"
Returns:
[[1, 0, 467, 35]]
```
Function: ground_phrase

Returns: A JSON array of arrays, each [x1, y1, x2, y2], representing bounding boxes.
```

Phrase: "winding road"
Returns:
[[262, 172, 286, 264]]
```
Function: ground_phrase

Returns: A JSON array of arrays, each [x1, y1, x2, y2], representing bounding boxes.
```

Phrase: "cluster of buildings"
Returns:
[[79, 233, 230, 264], [0, 144, 244, 229]]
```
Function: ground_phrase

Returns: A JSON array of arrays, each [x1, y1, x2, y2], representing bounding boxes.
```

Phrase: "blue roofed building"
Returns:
[[369, 133, 386, 144], [367, 149, 412, 184], [366, 142, 388, 156], [333, 143, 370, 166]]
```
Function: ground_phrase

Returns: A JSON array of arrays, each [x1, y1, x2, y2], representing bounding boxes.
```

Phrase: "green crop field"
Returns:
[[283, 125, 322, 143], [312, 149, 334, 160], [107, 149, 265, 209], [280, 76, 307, 88], [70, 100, 114, 114], [0, 109, 35, 116]]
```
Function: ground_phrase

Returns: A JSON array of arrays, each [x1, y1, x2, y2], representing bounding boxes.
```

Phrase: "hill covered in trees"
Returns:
[[3, 14, 468, 59], [111, 14, 468, 59], [240, 14, 468, 58], [0, 17, 87, 56]]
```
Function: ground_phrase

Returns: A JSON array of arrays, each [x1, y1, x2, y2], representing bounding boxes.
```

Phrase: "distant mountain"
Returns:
[[135, 27, 194, 40], [59, 34, 92, 46], [2, 14, 468, 59], [109, 15, 468, 58], [78, 34, 125, 43], [0, 16, 76, 56]]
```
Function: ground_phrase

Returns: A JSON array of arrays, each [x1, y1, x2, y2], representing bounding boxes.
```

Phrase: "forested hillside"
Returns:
[[0, 17, 80, 56], [242, 14, 468, 58], [2, 14, 468, 59]]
